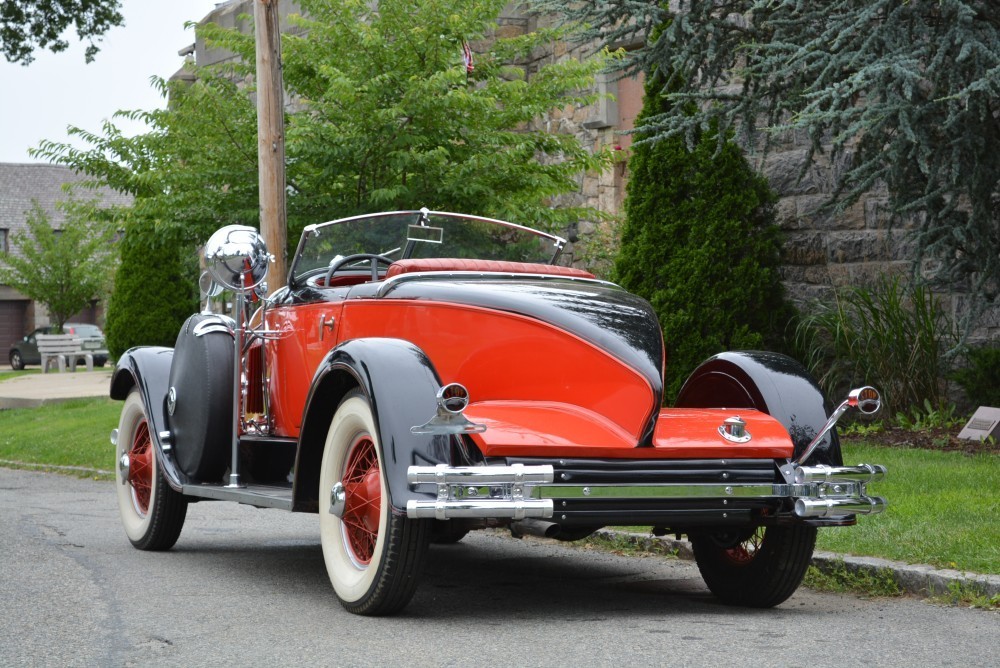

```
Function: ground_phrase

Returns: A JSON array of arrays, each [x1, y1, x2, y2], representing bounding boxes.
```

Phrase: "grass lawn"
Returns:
[[0, 397, 120, 473], [817, 442, 999, 574], [0, 399, 997, 574]]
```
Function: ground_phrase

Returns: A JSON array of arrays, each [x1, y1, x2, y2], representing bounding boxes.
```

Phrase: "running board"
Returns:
[[181, 482, 294, 510]]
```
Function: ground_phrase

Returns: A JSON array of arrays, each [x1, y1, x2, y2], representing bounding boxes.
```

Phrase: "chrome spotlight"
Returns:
[[204, 225, 272, 292]]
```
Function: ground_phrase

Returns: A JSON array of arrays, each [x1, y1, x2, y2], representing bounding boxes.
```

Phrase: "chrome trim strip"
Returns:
[[407, 464, 553, 485], [406, 498, 554, 521]]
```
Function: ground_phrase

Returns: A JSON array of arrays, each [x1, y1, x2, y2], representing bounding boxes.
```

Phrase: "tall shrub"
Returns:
[[105, 225, 199, 359], [794, 275, 957, 417], [614, 74, 789, 402]]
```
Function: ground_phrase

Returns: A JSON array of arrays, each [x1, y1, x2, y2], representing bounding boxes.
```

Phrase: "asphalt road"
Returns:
[[1, 468, 996, 667]]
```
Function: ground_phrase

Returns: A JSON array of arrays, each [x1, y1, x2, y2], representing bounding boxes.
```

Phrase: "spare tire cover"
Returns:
[[167, 313, 234, 481]]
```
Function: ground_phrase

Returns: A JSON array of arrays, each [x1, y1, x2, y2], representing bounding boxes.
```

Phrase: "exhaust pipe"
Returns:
[[510, 519, 560, 539], [795, 496, 887, 518]]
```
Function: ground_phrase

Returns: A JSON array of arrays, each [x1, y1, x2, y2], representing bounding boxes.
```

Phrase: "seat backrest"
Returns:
[[385, 258, 595, 279], [36, 334, 83, 354]]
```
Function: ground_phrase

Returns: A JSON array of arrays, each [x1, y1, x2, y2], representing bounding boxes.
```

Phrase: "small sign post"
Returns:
[[957, 406, 1000, 442]]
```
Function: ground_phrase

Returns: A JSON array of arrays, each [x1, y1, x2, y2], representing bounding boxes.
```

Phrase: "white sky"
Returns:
[[0, 1, 223, 163]]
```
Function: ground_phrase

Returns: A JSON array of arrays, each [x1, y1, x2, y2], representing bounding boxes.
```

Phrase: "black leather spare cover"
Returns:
[[167, 313, 234, 481]]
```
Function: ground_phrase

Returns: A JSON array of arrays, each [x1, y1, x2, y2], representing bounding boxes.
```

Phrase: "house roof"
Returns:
[[0, 162, 132, 255]]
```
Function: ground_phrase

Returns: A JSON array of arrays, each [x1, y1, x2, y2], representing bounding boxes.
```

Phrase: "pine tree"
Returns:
[[615, 73, 788, 401]]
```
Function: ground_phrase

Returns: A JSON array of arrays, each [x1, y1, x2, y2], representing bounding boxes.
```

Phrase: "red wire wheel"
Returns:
[[340, 436, 381, 566], [722, 526, 765, 565], [127, 419, 154, 516]]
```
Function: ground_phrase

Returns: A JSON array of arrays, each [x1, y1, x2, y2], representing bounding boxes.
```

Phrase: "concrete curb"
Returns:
[[594, 529, 1000, 601]]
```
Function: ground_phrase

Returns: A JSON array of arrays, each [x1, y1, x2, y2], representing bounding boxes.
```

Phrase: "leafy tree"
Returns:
[[614, 72, 788, 401], [34, 0, 611, 351], [201, 0, 611, 229], [0, 200, 116, 331], [535, 0, 1000, 327], [1, 0, 124, 64]]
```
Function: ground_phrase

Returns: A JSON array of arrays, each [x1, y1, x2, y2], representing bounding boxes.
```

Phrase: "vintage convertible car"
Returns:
[[110, 209, 886, 615]]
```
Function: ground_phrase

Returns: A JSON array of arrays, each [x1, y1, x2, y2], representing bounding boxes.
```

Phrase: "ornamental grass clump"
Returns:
[[794, 275, 957, 421]]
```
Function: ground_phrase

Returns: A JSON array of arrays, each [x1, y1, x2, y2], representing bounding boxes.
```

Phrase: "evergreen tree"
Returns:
[[104, 222, 198, 359], [535, 0, 1000, 326], [615, 73, 788, 401]]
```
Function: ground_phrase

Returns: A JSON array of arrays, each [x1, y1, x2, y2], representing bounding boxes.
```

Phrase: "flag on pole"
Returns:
[[462, 41, 474, 74]]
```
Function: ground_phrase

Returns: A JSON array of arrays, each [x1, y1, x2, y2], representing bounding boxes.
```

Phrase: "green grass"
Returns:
[[0, 397, 120, 473], [0, 369, 41, 382], [817, 443, 1000, 574]]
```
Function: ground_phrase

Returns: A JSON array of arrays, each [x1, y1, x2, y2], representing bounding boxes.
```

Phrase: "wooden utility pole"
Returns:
[[254, 0, 287, 293]]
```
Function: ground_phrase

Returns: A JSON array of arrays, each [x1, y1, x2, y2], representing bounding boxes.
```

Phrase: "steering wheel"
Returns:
[[324, 253, 394, 286]]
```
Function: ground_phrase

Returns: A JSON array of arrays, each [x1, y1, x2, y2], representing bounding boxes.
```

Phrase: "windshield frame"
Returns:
[[286, 209, 568, 288]]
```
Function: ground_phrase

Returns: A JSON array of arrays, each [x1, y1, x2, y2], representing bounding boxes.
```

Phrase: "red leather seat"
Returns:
[[384, 258, 595, 279]]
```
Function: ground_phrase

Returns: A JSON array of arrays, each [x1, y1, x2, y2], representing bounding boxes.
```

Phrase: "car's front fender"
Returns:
[[110, 346, 190, 491]]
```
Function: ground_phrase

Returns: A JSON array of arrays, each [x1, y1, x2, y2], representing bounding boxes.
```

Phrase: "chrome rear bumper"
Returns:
[[405, 462, 886, 521]]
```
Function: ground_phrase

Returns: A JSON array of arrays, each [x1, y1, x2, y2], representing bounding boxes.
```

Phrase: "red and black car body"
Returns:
[[110, 210, 886, 615]]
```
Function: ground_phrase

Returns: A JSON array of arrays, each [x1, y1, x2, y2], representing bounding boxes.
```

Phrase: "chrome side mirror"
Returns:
[[795, 386, 882, 465]]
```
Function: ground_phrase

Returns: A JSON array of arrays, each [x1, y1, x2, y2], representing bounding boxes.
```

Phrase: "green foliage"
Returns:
[[1, 0, 124, 64], [0, 200, 116, 330], [952, 345, 1000, 408], [803, 561, 902, 598], [198, 0, 611, 229], [104, 223, 198, 359], [535, 0, 1000, 326], [895, 400, 964, 431], [35, 0, 611, 247], [34, 0, 611, 346], [839, 420, 885, 438], [795, 275, 956, 419], [614, 73, 789, 401], [930, 580, 1000, 610]]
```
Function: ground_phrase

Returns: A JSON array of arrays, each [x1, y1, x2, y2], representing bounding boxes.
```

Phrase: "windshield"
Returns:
[[289, 210, 567, 285]]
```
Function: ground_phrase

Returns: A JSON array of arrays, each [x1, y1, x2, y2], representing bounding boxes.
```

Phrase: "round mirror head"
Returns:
[[851, 386, 882, 415], [204, 225, 271, 292]]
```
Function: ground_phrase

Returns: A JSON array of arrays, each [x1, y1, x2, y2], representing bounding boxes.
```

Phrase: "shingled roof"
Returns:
[[0, 162, 132, 256]]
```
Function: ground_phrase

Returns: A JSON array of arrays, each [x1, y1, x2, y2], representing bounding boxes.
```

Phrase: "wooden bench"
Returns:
[[36, 334, 94, 373]]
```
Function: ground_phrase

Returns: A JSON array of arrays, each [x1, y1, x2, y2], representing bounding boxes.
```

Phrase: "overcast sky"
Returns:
[[0, 1, 222, 164]]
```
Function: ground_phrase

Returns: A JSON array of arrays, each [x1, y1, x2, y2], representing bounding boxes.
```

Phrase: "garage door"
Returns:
[[0, 300, 28, 353]]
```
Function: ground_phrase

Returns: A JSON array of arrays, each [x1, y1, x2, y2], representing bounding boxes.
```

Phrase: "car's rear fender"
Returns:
[[675, 351, 843, 466], [292, 337, 450, 513], [110, 346, 190, 491]]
